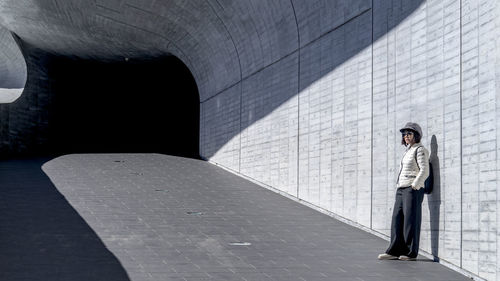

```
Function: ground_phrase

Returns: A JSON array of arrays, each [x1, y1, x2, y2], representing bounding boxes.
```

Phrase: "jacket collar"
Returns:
[[407, 142, 422, 150]]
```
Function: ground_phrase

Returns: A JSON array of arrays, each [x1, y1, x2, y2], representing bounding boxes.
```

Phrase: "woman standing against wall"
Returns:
[[378, 122, 429, 261]]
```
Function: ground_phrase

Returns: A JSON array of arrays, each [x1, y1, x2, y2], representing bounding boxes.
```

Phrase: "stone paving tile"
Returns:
[[0, 154, 472, 281]]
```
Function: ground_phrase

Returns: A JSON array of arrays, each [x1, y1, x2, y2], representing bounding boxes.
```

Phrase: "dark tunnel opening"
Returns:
[[46, 55, 200, 158]]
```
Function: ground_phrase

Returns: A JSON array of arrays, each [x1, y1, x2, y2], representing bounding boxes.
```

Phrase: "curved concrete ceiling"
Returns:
[[0, 26, 26, 103], [0, 0, 370, 101]]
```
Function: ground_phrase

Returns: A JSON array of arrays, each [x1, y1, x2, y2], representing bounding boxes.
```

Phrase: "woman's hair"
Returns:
[[401, 130, 421, 146]]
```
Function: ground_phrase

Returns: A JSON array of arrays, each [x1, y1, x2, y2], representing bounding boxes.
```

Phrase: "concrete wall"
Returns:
[[0, 0, 499, 279], [199, 1, 500, 280]]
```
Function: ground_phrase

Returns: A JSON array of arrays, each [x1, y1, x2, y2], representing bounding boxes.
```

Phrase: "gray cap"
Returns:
[[400, 122, 422, 136]]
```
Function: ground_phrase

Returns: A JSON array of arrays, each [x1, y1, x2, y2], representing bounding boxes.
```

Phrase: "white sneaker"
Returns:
[[378, 253, 398, 260], [398, 255, 416, 261]]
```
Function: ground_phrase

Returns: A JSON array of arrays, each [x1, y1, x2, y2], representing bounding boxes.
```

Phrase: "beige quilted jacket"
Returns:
[[396, 143, 430, 189]]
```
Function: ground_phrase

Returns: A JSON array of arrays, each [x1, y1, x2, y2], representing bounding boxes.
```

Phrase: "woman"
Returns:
[[378, 122, 429, 261]]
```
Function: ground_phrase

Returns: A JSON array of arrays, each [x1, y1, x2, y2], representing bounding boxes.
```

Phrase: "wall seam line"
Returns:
[[200, 7, 371, 103], [459, 0, 463, 269], [370, 0, 374, 230], [289, 0, 300, 198], [475, 0, 480, 275], [204, 0, 243, 172]]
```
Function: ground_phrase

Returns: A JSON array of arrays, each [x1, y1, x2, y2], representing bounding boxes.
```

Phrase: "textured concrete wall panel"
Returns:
[[207, 0, 298, 78], [496, 0, 500, 277], [461, 0, 481, 273], [440, 0, 463, 267], [240, 53, 299, 196], [371, 0, 393, 234], [461, 0, 498, 278], [201, 83, 241, 169], [291, 0, 371, 48], [496, 2, 500, 280], [298, 11, 372, 224]]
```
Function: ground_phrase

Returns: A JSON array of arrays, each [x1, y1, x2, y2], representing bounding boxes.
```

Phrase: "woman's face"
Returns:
[[402, 130, 415, 146]]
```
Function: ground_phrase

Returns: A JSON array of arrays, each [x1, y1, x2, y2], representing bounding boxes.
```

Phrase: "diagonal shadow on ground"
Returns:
[[0, 157, 131, 281], [10, 153, 468, 281]]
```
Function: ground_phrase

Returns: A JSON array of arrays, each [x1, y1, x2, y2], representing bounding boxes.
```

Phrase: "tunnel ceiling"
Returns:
[[0, 0, 370, 101]]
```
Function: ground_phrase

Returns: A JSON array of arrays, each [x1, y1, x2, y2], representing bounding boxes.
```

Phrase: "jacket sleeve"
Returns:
[[412, 147, 429, 189]]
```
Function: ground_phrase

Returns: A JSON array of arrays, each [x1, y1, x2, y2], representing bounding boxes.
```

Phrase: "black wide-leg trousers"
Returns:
[[386, 186, 424, 258]]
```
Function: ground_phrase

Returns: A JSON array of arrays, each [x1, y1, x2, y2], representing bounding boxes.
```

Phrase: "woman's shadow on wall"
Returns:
[[427, 135, 441, 262]]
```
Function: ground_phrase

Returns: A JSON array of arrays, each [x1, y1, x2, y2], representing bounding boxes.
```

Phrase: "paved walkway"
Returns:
[[0, 154, 469, 281]]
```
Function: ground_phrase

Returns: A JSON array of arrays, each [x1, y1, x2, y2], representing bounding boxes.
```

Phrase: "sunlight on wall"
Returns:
[[0, 28, 26, 104], [0, 88, 23, 103]]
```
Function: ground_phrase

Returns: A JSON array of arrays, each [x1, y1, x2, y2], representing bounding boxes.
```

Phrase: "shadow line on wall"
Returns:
[[202, 0, 427, 162]]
